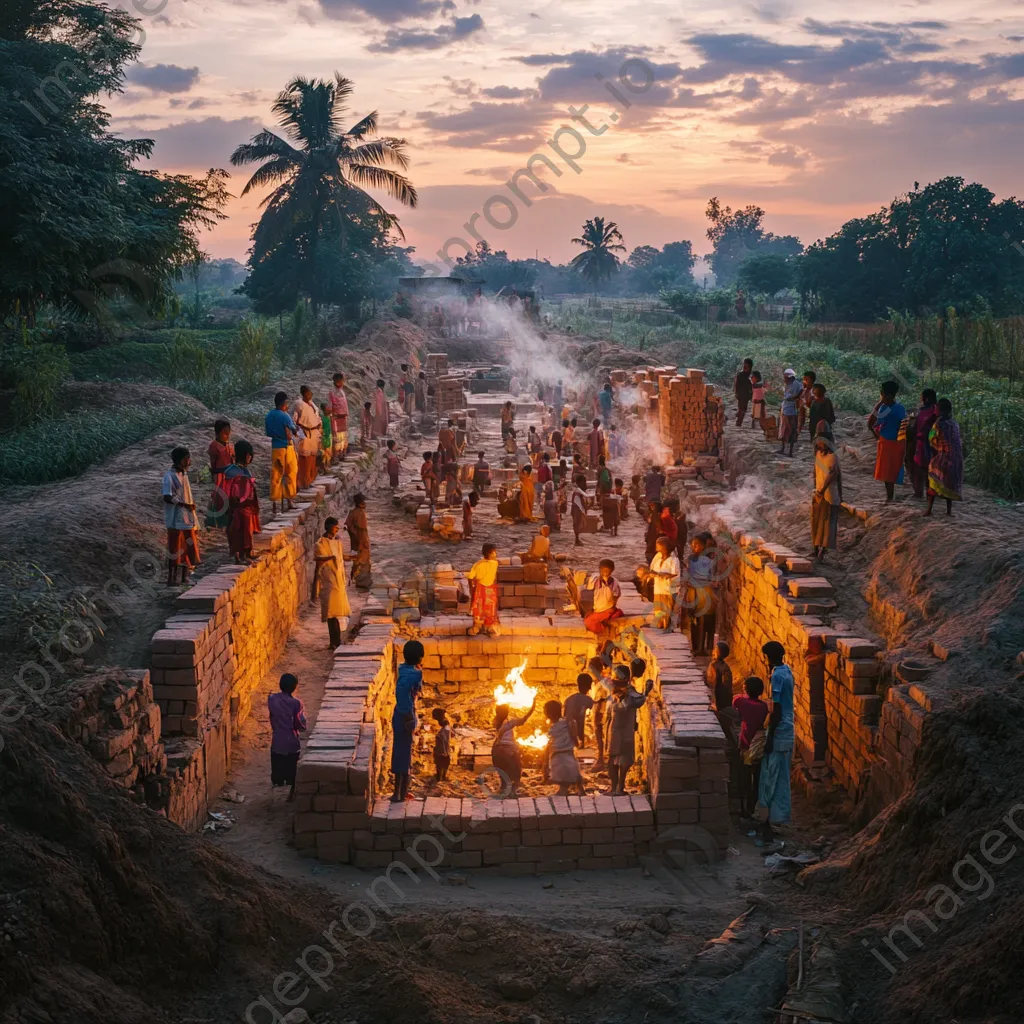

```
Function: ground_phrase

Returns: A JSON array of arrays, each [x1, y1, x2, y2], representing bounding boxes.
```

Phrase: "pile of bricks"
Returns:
[[876, 683, 928, 803], [350, 794, 656, 873], [59, 668, 166, 798], [712, 512, 915, 802], [436, 375, 466, 414], [650, 367, 726, 461]]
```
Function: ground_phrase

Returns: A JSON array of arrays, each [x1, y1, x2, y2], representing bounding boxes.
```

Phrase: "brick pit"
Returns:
[[293, 615, 733, 872]]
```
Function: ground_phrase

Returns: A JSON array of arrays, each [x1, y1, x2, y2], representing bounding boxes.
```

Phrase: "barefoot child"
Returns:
[[269, 673, 306, 800], [421, 450, 439, 506], [431, 707, 452, 782], [468, 543, 501, 636], [224, 440, 260, 564], [385, 439, 401, 489], [390, 640, 424, 802], [360, 400, 373, 447], [491, 697, 536, 797], [543, 700, 584, 796], [563, 673, 594, 750], [163, 446, 200, 586]]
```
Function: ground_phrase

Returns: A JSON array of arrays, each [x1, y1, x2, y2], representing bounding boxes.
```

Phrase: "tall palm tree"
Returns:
[[570, 217, 626, 288], [231, 73, 417, 312]]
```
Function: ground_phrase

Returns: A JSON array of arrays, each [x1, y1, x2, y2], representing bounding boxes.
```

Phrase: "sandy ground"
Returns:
[[200, 379, 852, 1024]]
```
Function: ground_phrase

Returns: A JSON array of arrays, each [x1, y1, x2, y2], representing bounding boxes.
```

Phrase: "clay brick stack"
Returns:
[[437, 375, 465, 414], [353, 793, 656, 873], [60, 668, 166, 796], [652, 367, 725, 461], [824, 637, 883, 792], [636, 630, 731, 853], [876, 683, 928, 803], [164, 738, 208, 832]]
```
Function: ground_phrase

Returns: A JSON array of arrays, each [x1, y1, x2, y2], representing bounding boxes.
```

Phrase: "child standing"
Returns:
[[360, 400, 373, 446], [733, 676, 769, 820], [391, 640, 424, 803], [587, 655, 614, 770], [543, 700, 584, 796], [205, 419, 234, 529], [385, 439, 401, 489], [468, 543, 501, 636], [431, 707, 452, 782], [750, 371, 766, 428], [421, 450, 438, 506], [163, 446, 200, 586], [224, 440, 261, 564], [563, 673, 594, 749], [268, 673, 307, 800], [462, 490, 479, 540]]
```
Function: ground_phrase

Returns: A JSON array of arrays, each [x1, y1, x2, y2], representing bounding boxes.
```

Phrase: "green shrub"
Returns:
[[0, 336, 70, 423], [0, 402, 197, 485], [236, 318, 275, 393]]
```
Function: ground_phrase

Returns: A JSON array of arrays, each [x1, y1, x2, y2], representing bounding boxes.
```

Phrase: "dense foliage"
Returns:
[[0, 1, 229, 323], [232, 74, 417, 316], [798, 177, 1024, 321], [705, 198, 802, 287]]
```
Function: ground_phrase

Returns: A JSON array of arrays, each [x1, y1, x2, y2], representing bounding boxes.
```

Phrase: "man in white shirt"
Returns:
[[162, 446, 200, 586], [292, 385, 321, 490]]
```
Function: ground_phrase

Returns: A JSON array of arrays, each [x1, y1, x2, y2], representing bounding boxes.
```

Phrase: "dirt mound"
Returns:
[[58, 381, 209, 415], [835, 674, 1024, 1023]]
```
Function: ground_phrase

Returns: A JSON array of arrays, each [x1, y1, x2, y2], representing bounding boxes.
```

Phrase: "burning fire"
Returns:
[[517, 728, 549, 750], [493, 658, 536, 710]]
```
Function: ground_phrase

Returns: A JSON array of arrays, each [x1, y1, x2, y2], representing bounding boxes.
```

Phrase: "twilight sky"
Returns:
[[111, 0, 1024, 270]]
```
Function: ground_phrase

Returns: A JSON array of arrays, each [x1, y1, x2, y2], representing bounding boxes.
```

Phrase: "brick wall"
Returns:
[[713, 513, 919, 804], [294, 615, 732, 867], [148, 459, 381, 830]]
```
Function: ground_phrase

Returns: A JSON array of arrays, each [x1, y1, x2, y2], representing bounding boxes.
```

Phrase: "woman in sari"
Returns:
[[518, 464, 535, 522], [867, 380, 907, 502], [468, 543, 501, 636], [224, 440, 260, 563], [344, 492, 372, 589], [907, 388, 938, 499], [205, 420, 234, 528], [925, 398, 963, 516]]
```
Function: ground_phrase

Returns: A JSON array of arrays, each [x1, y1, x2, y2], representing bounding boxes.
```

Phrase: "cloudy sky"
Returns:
[[112, 0, 1024, 268]]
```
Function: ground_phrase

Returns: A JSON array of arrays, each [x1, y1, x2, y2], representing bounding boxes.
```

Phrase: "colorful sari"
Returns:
[[872, 401, 907, 484], [909, 403, 938, 497], [224, 464, 261, 557], [470, 580, 500, 626], [928, 416, 963, 501], [518, 469, 535, 521]]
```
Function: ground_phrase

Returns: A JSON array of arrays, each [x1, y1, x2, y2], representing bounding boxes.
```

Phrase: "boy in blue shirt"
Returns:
[[265, 391, 298, 514]]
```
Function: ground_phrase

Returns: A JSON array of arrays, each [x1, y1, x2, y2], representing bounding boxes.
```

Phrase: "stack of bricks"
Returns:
[[653, 367, 725, 461], [437, 375, 466, 414], [876, 683, 928, 804], [636, 630, 731, 853], [824, 637, 884, 793], [164, 738, 208, 832], [59, 668, 166, 798], [408, 618, 595, 694], [712, 512, 915, 803], [292, 626, 395, 862], [355, 794, 656, 873]]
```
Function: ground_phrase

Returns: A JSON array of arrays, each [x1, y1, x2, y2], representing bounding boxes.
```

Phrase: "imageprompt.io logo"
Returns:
[[641, 823, 727, 900]]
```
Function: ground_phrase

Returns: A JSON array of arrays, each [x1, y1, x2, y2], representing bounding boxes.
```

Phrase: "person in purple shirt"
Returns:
[[268, 673, 307, 799]]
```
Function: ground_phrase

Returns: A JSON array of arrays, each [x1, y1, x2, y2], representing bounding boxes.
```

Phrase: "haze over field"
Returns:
[[112, 0, 1024, 264]]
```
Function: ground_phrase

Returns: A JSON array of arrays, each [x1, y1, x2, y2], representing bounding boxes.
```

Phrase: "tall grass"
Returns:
[[0, 402, 198, 485]]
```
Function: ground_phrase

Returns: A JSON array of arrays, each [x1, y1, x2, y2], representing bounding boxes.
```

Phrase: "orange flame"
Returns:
[[493, 658, 535, 710], [517, 728, 549, 749]]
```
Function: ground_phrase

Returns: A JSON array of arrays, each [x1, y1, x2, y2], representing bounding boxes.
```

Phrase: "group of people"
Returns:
[[388, 640, 657, 803]]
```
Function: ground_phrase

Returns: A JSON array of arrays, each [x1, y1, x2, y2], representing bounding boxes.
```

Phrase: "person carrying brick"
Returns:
[[313, 516, 350, 648], [606, 665, 654, 795], [467, 542, 501, 637], [268, 673, 306, 800]]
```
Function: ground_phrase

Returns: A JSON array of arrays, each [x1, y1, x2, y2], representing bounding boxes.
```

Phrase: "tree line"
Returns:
[[2, 0, 1023, 330]]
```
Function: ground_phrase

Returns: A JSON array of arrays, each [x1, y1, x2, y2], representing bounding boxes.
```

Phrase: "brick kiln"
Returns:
[[292, 616, 733, 872]]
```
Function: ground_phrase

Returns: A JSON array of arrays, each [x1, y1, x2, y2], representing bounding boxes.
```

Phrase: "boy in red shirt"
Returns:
[[732, 676, 769, 819]]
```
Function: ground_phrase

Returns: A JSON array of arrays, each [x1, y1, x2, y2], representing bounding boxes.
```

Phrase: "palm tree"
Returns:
[[570, 217, 626, 288], [231, 73, 417, 313]]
